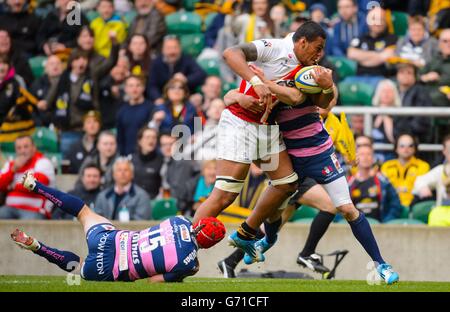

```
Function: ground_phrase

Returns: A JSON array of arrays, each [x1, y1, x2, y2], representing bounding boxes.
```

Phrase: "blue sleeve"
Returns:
[[147, 61, 163, 101], [331, 24, 345, 57], [204, 14, 225, 48], [382, 181, 403, 223], [185, 57, 207, 91], [116, 107, 125, 156]]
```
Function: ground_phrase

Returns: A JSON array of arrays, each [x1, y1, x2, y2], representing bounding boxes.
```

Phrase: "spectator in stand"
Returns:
[[90, 0, 127, 58], [371, 79, 401, 162], [0, 56, 20, 125], [147, 35, 206, 104], [190, 160, 217, 216], [159, 132, 200, 213], [0, 135, 55, 219], [149, 78, 197, 134], [53, 163, 102, 220], [79, 130, 118, 188], [347, 7, 397, 86], [95, 157, 152, 220], [98, 55, 130, 129], [419, 28, 450, 107], [37, 0, 89, 56], [395, 17, 438, 68], [0, 0, 41, 57], [44, 50, 98, 158], [408, 0, 450, 36], [347, 144, 403, 223], [116, 75, 154, 156], [131, 127, 163, 199], [350, 114, 365, 136], [128, 0, 166, 58], [381, 134, 430, 207], [73, 26, 120, 110], [270, 4, 290, 38], [413, 135, 450, 207], [331, 0, 368, 57], [31, 55, 63, 127], [395, 62, 432, 142], [67, 110, 102, 174], [427, 162, 450, 226], [189, 75, 222, 117], [0, 28, 34, 86], [182, 98, 225, 161], [233, 0, 274, 44], [123, 34, 152, 77]]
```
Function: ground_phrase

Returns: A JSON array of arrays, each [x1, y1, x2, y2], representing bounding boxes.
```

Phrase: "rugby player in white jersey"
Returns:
[[193, 21, 335, 262]]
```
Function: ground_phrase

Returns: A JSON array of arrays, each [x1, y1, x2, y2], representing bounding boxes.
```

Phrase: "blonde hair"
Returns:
[[372, 79, 401, 107]]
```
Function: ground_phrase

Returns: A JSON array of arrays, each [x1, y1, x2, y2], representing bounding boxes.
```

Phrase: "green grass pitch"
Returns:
[[0, 276, 449, 292]]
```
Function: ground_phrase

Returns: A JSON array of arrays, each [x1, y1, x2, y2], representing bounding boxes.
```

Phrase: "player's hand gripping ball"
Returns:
[[193, 217, 226, 249], [294, 65, 323, 94]]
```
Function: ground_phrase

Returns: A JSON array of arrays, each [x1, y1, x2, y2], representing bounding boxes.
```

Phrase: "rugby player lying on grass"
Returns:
[[10, 172, 225, 283]]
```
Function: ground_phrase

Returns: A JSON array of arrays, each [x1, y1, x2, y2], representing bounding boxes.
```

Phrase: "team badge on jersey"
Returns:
[[322, 165, 334, 177]]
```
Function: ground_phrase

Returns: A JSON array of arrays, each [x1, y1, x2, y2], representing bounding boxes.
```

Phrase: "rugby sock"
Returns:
[[264, 218, 282, 244], [34, 242, 80, 272], [237, 222, 257, 240], [33, 181, 85, 217], [224, 249, 245, 268], [300, 211, 335, 257], [348, 212, 385, 264]]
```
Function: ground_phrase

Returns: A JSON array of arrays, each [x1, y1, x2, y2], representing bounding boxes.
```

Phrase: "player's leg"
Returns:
[[11, 228, 82, 273], [323, 176, 399, 284], [193, 159, 250, 223], [21, 171, 112, 234], [229, 150, 298, 261]]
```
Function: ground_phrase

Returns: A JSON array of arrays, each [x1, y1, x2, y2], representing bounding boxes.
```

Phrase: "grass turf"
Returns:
[[0, 276, 449, 292]]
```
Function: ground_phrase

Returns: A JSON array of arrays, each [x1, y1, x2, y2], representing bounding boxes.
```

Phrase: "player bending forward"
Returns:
[[10, 172, 225, 282]]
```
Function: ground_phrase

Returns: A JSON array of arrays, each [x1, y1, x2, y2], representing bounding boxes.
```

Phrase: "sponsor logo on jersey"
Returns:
[[96, 232, 109, 275], [180, 224, 191, 242], [119, 232, 129, 271], [131, 232, 140, 265], [183, 249, 197, 265], [331, 153, 344, 173], [261, 39, 272, 47]]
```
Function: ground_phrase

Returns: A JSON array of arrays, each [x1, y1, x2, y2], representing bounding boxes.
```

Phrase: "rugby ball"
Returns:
[[294, 66, 322, 94]]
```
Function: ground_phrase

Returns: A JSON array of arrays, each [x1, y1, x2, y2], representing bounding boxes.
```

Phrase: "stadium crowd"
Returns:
[[0, 0, 449, 226]]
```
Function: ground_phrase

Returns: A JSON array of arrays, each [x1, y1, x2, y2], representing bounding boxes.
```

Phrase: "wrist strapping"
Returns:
[[249, 75, 264, 87], [322, 87, 334, 94]]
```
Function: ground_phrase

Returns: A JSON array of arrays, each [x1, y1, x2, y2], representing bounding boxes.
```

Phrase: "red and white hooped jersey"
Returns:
[[227, 33, 303, 124]]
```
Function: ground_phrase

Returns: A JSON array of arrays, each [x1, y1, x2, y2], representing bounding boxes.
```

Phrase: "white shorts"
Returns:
[[216, 109, 286, 164]]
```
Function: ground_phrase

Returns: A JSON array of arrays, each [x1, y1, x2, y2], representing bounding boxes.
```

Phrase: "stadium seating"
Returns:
[[411, 200, 436, 224], [179, 33, 205, 57], [385, 218, 425, 225], [183, 0, 198, 11], [327, 56, 357, 80], [86, 10, 100, 22], [198, 57, 221, 76], [222, 81, 238, 97], [338, 81, 375, 106], [289, 205, 318, 221], [390, 11, 409, 36], [165, 11, 202, 35], [151, 198, 178, 220], [33, 127, 59, 153], [400, 205, 410, 219], [28, 56, 47, 79]]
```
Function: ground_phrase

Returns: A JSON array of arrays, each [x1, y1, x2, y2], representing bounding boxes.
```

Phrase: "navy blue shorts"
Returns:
[[81, 223, 117, 281], [290, 147, 345, 185]]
